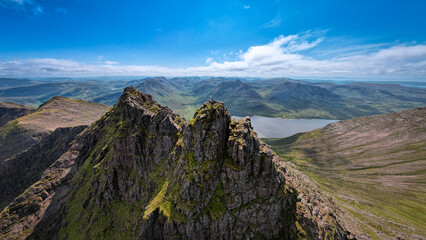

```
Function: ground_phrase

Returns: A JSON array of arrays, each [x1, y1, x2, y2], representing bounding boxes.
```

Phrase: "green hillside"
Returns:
[[264, 107, 426, 239]]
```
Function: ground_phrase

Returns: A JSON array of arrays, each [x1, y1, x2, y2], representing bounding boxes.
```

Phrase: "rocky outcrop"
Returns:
[[0, 87, 354, 239], [0, 126, 86, 209], [0, 102, 34, 127]]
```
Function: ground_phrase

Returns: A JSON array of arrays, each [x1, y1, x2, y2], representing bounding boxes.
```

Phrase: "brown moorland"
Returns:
[[264, 107, 426, 239], [0, 102, 35, 127], [0, 96, 110, 162]]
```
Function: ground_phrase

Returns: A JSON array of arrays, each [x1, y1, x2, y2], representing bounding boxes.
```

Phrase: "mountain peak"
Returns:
[[122, 85, 153, 102], [119, 86, 167, 114], [190, 100, 229, 126], [123, 85, 137, 93], [0, 88, 353, 239], [185, 100, 231, 163]]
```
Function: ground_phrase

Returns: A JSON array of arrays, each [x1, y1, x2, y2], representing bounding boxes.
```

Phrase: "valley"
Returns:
[[264, 107, 426, 239], [0, 80, 424, 239], [1, 77, 426, 120]]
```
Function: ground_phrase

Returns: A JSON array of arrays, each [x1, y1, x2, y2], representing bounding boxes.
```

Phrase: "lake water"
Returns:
[[232, 116, 338, 138]]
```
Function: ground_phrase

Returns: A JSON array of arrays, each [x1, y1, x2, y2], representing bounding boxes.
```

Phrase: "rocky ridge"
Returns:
[[0, 96, 109, 162], [0, 102, 35, 127], [0, 126, 87, 209], [1, 87, 355, 239]]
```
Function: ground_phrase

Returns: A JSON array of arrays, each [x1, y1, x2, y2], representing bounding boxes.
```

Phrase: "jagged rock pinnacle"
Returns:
[[0, 87, 352, 240], [184, 100, 231, 164]]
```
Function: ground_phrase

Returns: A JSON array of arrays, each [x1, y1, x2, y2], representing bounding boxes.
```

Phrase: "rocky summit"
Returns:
[[0, 87, 356, 239]]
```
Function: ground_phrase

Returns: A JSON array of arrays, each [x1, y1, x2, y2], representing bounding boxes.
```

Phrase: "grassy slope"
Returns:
[[17, 96, 110, 132], [0, 97, 110, 161], [263, 107, 426, 239]]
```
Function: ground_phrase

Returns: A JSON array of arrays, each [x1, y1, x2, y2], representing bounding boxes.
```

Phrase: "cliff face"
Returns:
[[0, 126, 87, 209], [0, 87, 353, 239], [0, 102, 35, 127]]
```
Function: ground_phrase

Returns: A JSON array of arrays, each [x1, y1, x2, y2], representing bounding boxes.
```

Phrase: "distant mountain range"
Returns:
[[1, 77, 425, 120]]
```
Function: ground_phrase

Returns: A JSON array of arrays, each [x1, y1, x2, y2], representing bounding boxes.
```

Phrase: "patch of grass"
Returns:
[[206, 181, 226, 220], [223, 157, 245, 171], [143, 181, 170, 219], [265, 129, 426, 238]]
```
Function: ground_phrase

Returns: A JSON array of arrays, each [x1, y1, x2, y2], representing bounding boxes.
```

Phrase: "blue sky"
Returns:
[[0, 0, 426, 80]]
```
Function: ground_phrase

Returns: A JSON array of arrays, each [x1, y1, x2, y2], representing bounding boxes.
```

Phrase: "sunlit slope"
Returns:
[[0, 97, 110, 161], [264, 107, 426, 239], [0, 102, 35, 127]]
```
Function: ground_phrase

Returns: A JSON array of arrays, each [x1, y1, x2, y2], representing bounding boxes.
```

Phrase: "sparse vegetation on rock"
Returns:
[[0, 87, 358, 239]]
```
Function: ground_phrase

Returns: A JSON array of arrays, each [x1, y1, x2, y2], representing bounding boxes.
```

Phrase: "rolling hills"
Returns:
[[200, 80, 276, 116], [264, 107, 426, 239], [0, 97, 110, 162], [1, 77, 425, 120], [0, 80, 119, 107]]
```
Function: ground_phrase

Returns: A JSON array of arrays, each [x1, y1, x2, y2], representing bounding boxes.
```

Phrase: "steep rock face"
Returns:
[[0, 102, 35, 127], [139, 102, 349, 239], [0, 126, 86, 209], [0, 87, 353, 239]]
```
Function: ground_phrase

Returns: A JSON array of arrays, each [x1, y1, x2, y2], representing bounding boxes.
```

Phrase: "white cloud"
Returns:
[[1, 33, 426, 80], [243, 5, 250, 9], [104, 61, 119, 65]]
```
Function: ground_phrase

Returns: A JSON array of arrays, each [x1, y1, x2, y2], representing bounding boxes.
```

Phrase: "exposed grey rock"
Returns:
[[0, 87, 357, 240]]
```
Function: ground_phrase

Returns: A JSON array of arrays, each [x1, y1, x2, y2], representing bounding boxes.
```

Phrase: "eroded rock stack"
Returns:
[[0, 87, 353, 239]]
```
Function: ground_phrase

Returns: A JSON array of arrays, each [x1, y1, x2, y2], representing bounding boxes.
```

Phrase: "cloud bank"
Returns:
[[1, 33, 426, 80]]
